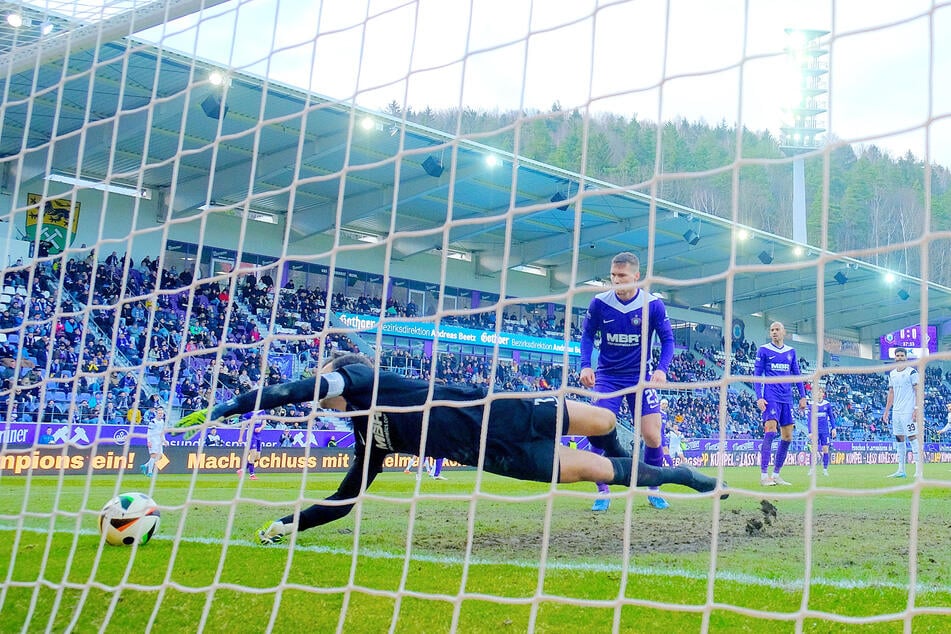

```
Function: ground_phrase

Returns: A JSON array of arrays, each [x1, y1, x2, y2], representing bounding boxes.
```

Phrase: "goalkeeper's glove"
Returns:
[[173, 408, 213, 439]]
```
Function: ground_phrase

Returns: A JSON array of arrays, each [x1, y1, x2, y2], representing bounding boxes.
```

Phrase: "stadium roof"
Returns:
[[2, 32, 949, 344]]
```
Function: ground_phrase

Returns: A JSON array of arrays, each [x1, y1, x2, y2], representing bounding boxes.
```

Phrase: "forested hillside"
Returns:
[[391, 102, 951, 286]]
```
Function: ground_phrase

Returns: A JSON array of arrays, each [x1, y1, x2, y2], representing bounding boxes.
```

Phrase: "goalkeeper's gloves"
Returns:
[[173, 408, 214, 439]]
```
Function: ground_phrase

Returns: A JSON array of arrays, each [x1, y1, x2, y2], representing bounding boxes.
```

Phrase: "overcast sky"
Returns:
[[139, 0, 951, 167]]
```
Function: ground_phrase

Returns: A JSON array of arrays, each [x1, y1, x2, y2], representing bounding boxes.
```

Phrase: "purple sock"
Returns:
[[644, 445, 664, 491], [761, 432, 776, 472], [663, 453, 674, 467], [822, 452, 830, 469], [596, 482, 610, 494], [247, 461, 255, 475], [644, 445, 663, 468], [774, 439, 791, 473]]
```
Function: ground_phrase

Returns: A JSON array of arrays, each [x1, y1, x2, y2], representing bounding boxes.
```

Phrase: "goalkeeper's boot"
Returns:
[[647, 495, 669, 510], [676, 465, 729, 500], [258, 522, 287, 545]]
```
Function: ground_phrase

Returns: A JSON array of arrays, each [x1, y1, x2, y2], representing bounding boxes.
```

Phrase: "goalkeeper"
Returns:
[[175, 353, 727, 545]]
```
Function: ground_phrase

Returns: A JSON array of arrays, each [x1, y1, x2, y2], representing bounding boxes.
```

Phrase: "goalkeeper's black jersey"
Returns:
[[338, 363, 491, 465]]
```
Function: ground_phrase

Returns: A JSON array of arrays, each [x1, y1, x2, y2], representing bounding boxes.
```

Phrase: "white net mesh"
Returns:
[[2, 1, 951, 631]]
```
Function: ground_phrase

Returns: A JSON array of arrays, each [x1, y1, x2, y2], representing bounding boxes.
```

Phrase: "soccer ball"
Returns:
[[98, 492, 161, 546]]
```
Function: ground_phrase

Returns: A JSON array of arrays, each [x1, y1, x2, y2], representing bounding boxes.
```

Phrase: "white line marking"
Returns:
[[3, 523, 949, 595]]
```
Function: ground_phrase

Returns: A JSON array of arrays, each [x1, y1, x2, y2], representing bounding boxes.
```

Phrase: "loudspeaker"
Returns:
[[201, 94, 228, 120], [683, 229, 700, 246], [897, 289, 910, 301], [550, 192, 568, 211], [758, 251, 773, 264], [834, 271, 848, 285], [421, 155, 444, 177], [696, 324, 706, 333]]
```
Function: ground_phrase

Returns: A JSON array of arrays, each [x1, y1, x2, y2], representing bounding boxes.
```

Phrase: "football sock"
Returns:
[[608, 458, 721, 494], [774, 439, 791, 473], [909, 438, 921, 471], [247, 462, 255, 476], [146, 458, 155, 474], [895, 441, 906, 472], [822, 452, 830, 470], [761, 432, 776, 473], [663, 453, 674, 467], [643, 445, 664, 492]]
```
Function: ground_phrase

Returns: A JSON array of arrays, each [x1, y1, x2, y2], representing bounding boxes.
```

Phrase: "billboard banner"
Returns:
[[5, 426, 951, 475], [0, 422, 350, 449], [0, 445, 461, 476], [336, 313, 581, 356]]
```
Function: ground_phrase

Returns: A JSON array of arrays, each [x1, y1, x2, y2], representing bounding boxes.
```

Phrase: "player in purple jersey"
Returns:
[[806, 387, 836, 476], [580, 252, 675, 510], [237, 411, 266, 480], [173, 353, 727, 544], [753, 322, 807, 486]]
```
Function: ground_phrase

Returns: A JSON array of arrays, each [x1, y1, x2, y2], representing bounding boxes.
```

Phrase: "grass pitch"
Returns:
[[2, 464, 951, 632]]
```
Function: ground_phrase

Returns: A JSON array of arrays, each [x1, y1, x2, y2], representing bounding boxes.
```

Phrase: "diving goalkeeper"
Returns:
[[175, 353, 727, 545]]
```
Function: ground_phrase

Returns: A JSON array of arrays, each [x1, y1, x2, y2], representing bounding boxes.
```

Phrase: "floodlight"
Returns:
[[758, 251, 773, 265], [683, 229, 700, 246], [421, 155, 443, 178], [897, 289, 910, 301], [834, 271, 848, 285]]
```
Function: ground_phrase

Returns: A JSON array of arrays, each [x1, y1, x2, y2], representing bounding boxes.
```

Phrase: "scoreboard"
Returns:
[[879, 325, 937, 360]]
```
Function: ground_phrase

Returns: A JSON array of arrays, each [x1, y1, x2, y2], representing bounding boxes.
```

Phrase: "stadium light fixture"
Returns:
[[421, 155, 444, 178], [683, 229, 700, 246], [883, 272, 897, 285], [6, 13, 25, 28], [200, 94, 228, 120], [758, 251, 773, 265], [834, 271, 848, 285], [550, 191, 569, 211], [512, 264, 545, 276], [897, 289, 910, 301], [40, 21, 54, 35], [198, 203, 278, 225], [484, 155, 501, 167], [208, 71, 231, 87], [46, 174, 151, 200]]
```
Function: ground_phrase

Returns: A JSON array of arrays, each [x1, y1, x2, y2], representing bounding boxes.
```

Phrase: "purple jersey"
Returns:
[[753, 343, 806, 404], [808, 399, 836, 436], [580, 288, 674, 379], [241, 411, 265, 450]]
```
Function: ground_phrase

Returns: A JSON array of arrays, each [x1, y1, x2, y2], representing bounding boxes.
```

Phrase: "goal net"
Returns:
[[2, 1, 950, 631]]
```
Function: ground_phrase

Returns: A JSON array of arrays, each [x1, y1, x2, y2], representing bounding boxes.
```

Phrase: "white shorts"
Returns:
[[891, 412, 917, 438], [147, 432, 165, 455]]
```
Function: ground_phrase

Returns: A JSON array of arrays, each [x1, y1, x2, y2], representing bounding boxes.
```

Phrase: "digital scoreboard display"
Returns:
[[879, 325, 937, 360]]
